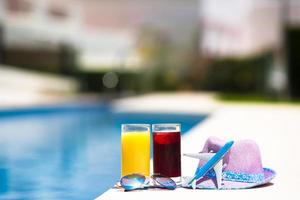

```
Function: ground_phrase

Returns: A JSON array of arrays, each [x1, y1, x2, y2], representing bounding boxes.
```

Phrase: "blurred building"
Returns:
[[0, 0, 79, 106], [200, 0, 281, 58], [199, 0, 300, 98], [0, 0, 80, 74], [0, 0, 299, 98], [77, 0, 200, 92], [0, 0, 199, 71], [78, 0, 199, 72]]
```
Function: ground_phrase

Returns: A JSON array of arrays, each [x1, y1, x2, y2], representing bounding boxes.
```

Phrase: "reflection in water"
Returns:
[[0, 109, 204, 199]]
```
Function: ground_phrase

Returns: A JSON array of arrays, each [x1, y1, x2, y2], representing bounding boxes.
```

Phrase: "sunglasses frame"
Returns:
[[120, 173, 176, 191]]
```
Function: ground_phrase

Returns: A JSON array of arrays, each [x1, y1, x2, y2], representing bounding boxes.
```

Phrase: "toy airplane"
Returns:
[[183, 152, 223, 189], [183, 141, 234, 189]]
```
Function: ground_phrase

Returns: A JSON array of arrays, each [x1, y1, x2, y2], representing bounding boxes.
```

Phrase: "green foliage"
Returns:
[[217, 92, 300, 104], [202, 53, 272, 94]]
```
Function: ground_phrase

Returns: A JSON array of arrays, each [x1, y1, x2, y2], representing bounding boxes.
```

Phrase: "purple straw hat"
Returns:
[[192, 137, 276, 189]]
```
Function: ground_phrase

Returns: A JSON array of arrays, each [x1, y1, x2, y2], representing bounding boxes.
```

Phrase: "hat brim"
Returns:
[[184, 168, 275, 190]]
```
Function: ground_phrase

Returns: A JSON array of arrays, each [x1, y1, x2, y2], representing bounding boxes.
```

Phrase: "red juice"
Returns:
[[153, 131, 181, 177]]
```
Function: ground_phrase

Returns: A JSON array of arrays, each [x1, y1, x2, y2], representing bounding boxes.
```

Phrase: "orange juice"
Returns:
[[121, 130, 150, 177]]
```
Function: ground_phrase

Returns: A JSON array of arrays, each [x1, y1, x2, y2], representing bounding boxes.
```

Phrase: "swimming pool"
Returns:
[[0, 104, 206, 199]]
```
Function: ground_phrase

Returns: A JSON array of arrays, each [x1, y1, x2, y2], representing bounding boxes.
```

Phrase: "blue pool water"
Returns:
[[0, 105, 205, 199]]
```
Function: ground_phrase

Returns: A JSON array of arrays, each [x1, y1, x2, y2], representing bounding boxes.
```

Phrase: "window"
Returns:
[[6, 0, 32, 13]]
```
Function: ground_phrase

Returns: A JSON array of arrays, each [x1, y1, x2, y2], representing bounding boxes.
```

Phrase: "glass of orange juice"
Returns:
[[121, 124, 150, 177]]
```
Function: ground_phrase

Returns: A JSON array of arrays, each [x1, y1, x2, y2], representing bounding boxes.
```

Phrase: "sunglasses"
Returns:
[[120, 173, 177, 191]]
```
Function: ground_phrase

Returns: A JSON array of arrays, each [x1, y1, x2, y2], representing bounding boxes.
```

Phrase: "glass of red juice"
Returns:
[[152, 124, 181, 178]]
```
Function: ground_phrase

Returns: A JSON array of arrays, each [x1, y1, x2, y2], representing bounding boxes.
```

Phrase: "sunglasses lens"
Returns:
[[120, 174, 145, 191], [153, 175, 176, 190]]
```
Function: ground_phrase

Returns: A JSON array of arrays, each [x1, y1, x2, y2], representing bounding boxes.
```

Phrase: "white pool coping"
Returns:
[[96, 92, 300, 200]]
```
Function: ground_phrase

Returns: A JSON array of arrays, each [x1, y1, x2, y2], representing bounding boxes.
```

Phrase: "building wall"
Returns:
[[200, 0, 281, 58]]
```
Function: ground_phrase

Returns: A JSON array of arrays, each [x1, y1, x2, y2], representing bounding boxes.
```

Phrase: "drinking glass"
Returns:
[[121, 124, 150, 177], [152, 124, 181, 178]]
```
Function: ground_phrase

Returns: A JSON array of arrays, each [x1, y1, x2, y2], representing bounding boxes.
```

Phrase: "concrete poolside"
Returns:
[[96, 92, 300, 200]]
